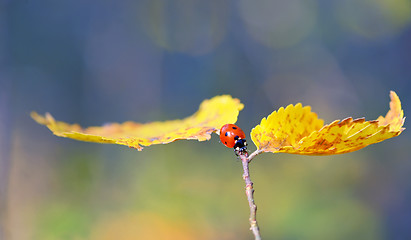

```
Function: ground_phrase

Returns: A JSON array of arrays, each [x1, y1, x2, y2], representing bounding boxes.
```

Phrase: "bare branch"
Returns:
[[238, 150, 262, 240]]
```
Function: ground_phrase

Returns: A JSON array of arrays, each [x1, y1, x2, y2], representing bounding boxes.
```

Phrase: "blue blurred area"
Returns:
[[1, 0, 410, 239]]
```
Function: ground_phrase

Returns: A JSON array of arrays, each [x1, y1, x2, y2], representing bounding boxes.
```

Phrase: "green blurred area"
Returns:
[[8, 138, 408, 239], [1, 0, 411, 239]]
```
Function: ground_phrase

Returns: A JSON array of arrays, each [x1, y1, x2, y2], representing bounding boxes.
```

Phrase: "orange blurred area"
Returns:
[[90, 212, 212, 240]]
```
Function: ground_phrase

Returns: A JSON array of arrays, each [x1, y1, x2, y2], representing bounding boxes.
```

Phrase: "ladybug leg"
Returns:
[[234, 147, 240, 156], [234, 147, 247, 156]]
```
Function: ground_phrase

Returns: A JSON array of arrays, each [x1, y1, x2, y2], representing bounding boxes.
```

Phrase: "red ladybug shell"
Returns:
[[220, 124, 246, 148]]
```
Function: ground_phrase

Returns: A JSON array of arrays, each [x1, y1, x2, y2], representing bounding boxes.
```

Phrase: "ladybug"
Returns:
[[220, 124, 247, 155]]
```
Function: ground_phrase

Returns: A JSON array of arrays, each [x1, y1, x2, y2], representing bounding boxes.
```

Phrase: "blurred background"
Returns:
[[1, 0, 410, 239]]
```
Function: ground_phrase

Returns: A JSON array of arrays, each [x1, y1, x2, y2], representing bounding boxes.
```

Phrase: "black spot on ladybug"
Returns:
[[225, 132, 228, 137], [234, 135, 239, 140], [224, 141, 227, 144], [232, 126, 237, 129]]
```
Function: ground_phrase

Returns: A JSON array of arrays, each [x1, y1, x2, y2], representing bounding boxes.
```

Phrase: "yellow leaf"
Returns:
[[251, 91, 405, 155], [32, 95, 244, 150]]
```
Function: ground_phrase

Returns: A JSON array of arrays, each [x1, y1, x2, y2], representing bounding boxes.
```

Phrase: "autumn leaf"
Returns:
[[251, 91, 405, 155], [32, 95, 243, 150]]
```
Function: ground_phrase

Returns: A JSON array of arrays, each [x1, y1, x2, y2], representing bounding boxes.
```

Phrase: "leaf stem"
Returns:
[[247, 149, 263, 162], [239, 149, 262, 240]]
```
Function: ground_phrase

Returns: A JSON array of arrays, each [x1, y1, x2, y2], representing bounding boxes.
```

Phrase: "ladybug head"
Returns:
[[234, 138, 247, 155]]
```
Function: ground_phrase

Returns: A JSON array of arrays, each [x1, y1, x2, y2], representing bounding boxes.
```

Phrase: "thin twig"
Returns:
[[247, 149, 263, 162], [239, 149, 262, 240]]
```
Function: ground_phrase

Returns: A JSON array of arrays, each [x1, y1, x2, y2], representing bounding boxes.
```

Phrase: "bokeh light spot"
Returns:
[[239, 0, 317, 48], [137, 0, 229, 55], [337, 0, 411, 40]]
